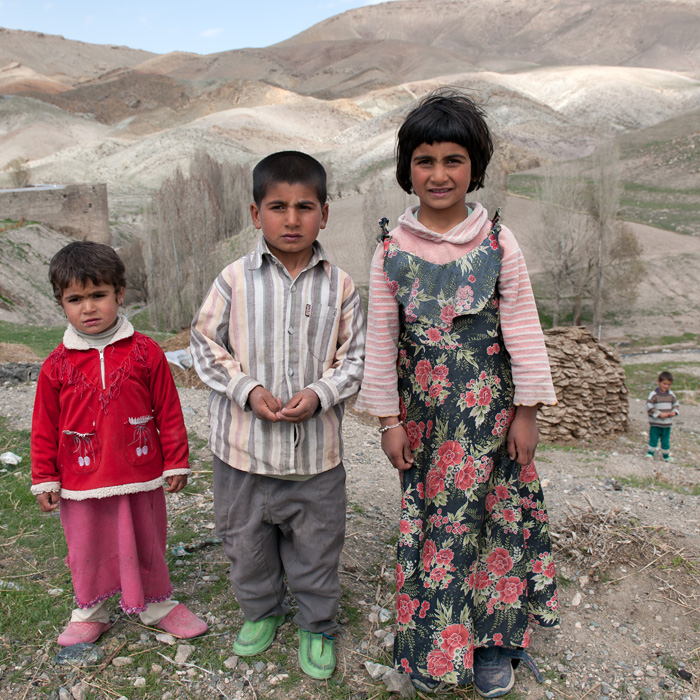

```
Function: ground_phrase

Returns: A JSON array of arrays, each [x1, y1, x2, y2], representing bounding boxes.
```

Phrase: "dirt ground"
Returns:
[[0, 348, 698, 699]]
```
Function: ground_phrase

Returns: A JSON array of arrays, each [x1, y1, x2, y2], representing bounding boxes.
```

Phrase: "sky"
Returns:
[[0, 0, 393, 55]]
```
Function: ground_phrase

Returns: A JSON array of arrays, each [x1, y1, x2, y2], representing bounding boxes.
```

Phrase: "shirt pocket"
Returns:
[[60, 429, 101, 475], [305, 305, 338, 361], [124, 415, 159, 468]]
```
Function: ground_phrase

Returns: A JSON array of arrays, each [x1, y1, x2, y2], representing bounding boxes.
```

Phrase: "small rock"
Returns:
[[223, 655, 239, 670], [365, 661, 392, 680], [152, 663, 163, 675], [571, 592, 582, 607], [155, 632, 177, 645], [545, 692, 555, 700], [378, 607, 392, 623], [383, 668, 416, 698], [70, 682, 90, 700], [112, 656, 133, 667], [253, 661, 265, 673], [56, 643, 104, 667], [58, 688, 72, 700], [133, 676, 146, 687], [175, 644, 195, 665]]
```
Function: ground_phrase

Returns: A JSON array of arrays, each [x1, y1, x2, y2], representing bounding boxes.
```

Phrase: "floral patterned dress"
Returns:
[[382, 214, 559, 686]]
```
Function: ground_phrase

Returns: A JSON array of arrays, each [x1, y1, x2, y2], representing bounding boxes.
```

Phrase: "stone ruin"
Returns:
[[537, 326, 629, 442]]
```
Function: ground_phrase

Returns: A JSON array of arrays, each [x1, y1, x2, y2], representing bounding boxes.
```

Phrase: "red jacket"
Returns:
[[31, 321, 190, 500]]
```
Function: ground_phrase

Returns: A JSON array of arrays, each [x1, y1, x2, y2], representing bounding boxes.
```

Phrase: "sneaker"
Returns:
[[298, 629, 336, 680], [156, 604, 208, 639], [233, 615, 284, 656], [645, 453, 654, 459], [57, 621, 110, 647], [473, 647, 514, 698], [663, 456, 674, 462]]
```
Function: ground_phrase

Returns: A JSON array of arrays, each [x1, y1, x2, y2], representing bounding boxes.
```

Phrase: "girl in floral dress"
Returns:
[[355, 91, 559, 696]]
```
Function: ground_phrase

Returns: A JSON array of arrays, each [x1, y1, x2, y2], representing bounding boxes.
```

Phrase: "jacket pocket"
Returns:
[[60, 430, 100, 475], [124, 415, 159, 468]]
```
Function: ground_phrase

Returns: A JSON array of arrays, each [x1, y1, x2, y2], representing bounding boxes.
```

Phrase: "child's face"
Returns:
[[658, 378, 672, 392], [410, 141, 472, 225], [61, 280, 124, 335], [250, 182, 328, 270]]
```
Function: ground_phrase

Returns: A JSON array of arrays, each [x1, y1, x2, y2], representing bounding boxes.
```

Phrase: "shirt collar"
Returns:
[[248, 237, 329, 275]]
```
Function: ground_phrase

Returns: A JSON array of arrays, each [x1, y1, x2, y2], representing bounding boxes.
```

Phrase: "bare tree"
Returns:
[[535, 165, 593, 326], [146, 151, 251, 331], [6, 157, 30, 188], [587, 144, 623, 336]]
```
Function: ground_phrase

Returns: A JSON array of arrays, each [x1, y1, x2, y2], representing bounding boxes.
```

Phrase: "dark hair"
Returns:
[[658, 371, 673, 383], [49, 241, 126, 304], [252, 151, 327, 205], [396, 89, 493, 195]]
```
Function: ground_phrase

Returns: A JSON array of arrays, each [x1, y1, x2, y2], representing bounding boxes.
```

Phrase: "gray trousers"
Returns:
[[213, 456, 346, 635]]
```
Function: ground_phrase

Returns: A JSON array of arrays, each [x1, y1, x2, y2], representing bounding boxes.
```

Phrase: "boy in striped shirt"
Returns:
[[646, 371, 680, 461], [191, 151, 365, 680]]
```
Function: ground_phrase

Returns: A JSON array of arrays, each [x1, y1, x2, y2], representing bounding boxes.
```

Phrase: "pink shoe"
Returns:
[[57, 621, 110, 647], [156, 604, 208, 639]]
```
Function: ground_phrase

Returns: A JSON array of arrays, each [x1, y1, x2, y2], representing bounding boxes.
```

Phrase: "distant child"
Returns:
[[646, 371, 679, 461], [190, 151, 365, 680], [31, 241, 208, 647], [355, 91, 559, 696]]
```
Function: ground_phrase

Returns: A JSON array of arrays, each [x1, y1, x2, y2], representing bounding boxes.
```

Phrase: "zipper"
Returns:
[[98, 347, 106, 389]]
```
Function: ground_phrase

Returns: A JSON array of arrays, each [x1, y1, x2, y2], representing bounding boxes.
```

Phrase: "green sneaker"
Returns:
[[298, 629, 336, 680], [232, 615, 285, 656]]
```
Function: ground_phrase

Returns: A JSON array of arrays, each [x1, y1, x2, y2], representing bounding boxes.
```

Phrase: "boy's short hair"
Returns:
[[49, 240, 126, 304], [396, 89, 494, 195], [658, 371, 673, 383], [252, 151, 327, 206]]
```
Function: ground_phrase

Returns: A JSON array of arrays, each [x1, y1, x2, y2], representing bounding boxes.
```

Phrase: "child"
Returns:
[[355, 91, 559, 696], [31, 241, 208, 647], [646, 371, 679, 461], [190, 151, 365, 680]]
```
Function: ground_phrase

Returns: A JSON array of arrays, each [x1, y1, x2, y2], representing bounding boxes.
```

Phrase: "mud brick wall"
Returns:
[[538, 326, 629, 441], [0, 184, 109, 243]]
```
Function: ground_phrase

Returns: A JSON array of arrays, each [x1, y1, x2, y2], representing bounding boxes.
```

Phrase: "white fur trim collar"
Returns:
[[63, 316, 135, 351]]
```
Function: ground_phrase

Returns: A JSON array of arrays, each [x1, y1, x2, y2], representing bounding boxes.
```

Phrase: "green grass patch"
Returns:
[[0, 320, 64, 359], [616, 473, 700, 496], [624, 363, 700, 406]]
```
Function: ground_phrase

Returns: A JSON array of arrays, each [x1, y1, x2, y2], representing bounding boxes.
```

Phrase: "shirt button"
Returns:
[[288, 327, 294, 335], [288, 369, 294, 376], [290, 285, 296, 292]]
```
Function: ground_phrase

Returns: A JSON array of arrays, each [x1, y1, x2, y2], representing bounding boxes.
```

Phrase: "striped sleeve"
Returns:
[[354, 244, 402, 417], [190, 264, 261, 408], [498, 227, 557, 407]]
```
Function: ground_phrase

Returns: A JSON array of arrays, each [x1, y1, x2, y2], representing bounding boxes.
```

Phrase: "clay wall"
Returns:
[[0, 184, 109, 243]]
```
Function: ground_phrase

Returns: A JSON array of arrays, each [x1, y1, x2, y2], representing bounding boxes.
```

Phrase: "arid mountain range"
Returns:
[[1, 0, 699, 338]]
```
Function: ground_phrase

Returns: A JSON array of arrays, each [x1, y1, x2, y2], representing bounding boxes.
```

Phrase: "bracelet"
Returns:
[[378, 421, 404, 434]]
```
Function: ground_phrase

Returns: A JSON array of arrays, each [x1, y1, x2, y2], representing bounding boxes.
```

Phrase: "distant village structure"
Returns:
[[0, 184, 109, 243]]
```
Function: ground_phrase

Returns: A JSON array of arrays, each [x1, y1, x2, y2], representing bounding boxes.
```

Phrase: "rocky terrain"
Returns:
[[0, 365, 698, 700]]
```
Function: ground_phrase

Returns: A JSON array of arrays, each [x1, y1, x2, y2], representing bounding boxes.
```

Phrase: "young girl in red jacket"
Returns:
[[31, 241, 208, 646]]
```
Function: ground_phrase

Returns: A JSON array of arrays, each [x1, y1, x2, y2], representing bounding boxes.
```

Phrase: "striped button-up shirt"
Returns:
[[191, 238, 365, 476]]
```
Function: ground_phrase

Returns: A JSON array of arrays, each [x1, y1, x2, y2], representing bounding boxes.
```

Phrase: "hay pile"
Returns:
[[538, 326, 628, 441]]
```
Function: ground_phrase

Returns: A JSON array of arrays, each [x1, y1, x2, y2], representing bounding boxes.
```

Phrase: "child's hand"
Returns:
[[277, 389, 320, 423], [381, 424, 414, 472], [507, 405, 539, 466], [37, 491, 59, 512], [248, 386, 283, 421], [165, 475, 188, 493]]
